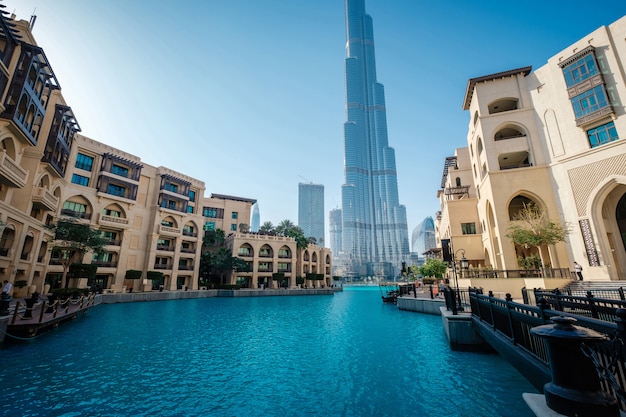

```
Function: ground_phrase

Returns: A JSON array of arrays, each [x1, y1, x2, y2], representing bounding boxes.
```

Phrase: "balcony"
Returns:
[[180, 247, 195, 253], [444, 186, 469, 197], [61, 209, 92, 220], [154, 264, 173, 270], [32, 186, 59, 211], [157, 244, 174, 251], [182, 230, 197, 237], [0, 150, 28, 188], [104, 239, 121, 247], [159, 225, 181, 236], [98, 213, 130, 229], [178, 264, 194, 271], [92, 261, 118, 268]]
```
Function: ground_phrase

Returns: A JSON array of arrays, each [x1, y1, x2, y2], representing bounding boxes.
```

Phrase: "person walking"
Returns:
[[574, 262, 583, 281], [1, 280, 12, 298]]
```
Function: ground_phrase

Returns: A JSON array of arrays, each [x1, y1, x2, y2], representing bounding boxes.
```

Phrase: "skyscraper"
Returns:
[[340, 0, 409, 279], [250, 203, 260, 232], [298, 183, 325, 245], [412, 216, 436, 260], [329, 208, 342, 256]]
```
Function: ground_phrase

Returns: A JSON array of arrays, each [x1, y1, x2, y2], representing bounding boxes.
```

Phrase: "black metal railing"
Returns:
[[524, 286, 626, 304], [470, 291, 626, 411], [443, 287, 476, 314], [464, 268, 570, 279], [533, 290, 626, 323]]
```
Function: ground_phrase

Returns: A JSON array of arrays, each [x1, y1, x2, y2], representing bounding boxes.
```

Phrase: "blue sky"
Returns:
[[7, 0, 626, 247]]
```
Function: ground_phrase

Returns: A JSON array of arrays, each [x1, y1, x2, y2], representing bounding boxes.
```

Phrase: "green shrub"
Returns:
[[125, 269, 143, 279], [14, 280, 28, 288]]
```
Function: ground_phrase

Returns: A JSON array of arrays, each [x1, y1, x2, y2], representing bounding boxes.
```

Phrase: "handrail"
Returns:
[[470, 292, 625, 410]]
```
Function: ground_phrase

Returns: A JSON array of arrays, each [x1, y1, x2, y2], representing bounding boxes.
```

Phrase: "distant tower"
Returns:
[[412, 216, 436, 259], [329, 208, 342, 256], [298, 183, 325, 245], [250, 203, 260, 232]]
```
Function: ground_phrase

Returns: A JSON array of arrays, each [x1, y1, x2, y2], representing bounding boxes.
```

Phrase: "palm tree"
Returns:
[[259, 221, 274, 234], [275, 219, 295, 236]]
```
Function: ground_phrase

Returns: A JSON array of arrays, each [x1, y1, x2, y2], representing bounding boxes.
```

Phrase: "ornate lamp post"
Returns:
[[451, 248, 468, 313]]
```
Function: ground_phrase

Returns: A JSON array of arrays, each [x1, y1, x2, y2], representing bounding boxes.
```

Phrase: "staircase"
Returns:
[[562, 280, 626, 299]]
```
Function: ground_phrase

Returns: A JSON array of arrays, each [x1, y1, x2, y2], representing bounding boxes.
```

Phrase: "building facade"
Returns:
[[298, 182, 324, 245], [437, 15, 626, 281], [340, 0, 409, 279], [225, 233, 332, 289], [0, 13, 265, 293]]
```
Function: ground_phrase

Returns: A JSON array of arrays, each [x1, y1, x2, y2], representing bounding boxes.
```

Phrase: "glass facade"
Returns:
[[298, 183, 325, 244], [340, 0, 409, 278]]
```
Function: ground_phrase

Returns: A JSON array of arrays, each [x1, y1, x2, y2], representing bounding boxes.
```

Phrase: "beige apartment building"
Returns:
[[0, 13, 334, 294], [225, 233, 332, 288], [437, 15, 626, 281]]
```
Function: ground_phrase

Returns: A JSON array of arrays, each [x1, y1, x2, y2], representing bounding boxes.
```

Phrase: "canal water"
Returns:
[[1, 286, 537, 416]]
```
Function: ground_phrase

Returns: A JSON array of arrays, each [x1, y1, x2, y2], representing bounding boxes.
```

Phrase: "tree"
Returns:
[[200, 228, 251, 286], [284, 225, 308, 250], [275, 219, 295, 236], [259, 221, 274, 234], [238, 223, 250, 233], [203, 229, 225, 248], [506, 203, 569, 268], [418, 258, 448, 279], [47, 219, 107, 288]]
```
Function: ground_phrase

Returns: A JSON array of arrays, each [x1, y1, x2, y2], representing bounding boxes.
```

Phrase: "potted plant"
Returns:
[[13, 280, 29, 298]]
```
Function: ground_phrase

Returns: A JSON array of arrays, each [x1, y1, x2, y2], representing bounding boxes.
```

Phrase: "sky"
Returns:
[[6, 0, 626, 248]]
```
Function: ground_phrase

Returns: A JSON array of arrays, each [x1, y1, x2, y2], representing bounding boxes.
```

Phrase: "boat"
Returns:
[[379, 282, 400, 304]]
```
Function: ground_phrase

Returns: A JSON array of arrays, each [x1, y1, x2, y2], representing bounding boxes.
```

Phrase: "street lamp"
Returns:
[[451, 248, 468, 313]]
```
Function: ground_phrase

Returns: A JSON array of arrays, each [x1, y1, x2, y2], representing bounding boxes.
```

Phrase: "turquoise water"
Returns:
[[1, 287, 537, 416]]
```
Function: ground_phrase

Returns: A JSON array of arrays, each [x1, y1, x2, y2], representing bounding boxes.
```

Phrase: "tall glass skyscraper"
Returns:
[[340, 0, 409, 279], [412, 216, 436, 260], [250, 203, 260, 232], [298, 183, 325, 245]]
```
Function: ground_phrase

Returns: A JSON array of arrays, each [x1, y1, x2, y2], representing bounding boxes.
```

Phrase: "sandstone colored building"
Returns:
[[437, 15, 626, 281], [0, 13, 331, 295]]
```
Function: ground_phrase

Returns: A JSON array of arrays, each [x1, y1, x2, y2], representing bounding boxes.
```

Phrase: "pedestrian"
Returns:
[[1, 280, 12, 298], [574, 262, 583, 281]]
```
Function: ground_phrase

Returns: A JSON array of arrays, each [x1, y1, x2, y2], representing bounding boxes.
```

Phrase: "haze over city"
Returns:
[[7, 0, 626, 245]]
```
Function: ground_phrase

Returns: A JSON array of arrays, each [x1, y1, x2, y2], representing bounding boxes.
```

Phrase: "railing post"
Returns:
[[505, 293, 516, 344], [449, 287, 458, 315], [586, 291, 599, 319], [488, 291, 495, 329], [429, 285, 434, 299], [538, 297, 550, 324], [531, 316, 619, 417], [619, 287, 625, 301]]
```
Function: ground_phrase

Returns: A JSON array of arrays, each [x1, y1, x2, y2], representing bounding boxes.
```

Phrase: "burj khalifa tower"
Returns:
[[340, 0, 409, 279]]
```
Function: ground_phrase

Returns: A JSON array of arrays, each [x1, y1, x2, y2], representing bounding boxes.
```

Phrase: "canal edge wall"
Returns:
[[397, 296, 490, 351], [97, 288, 340, 304]]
